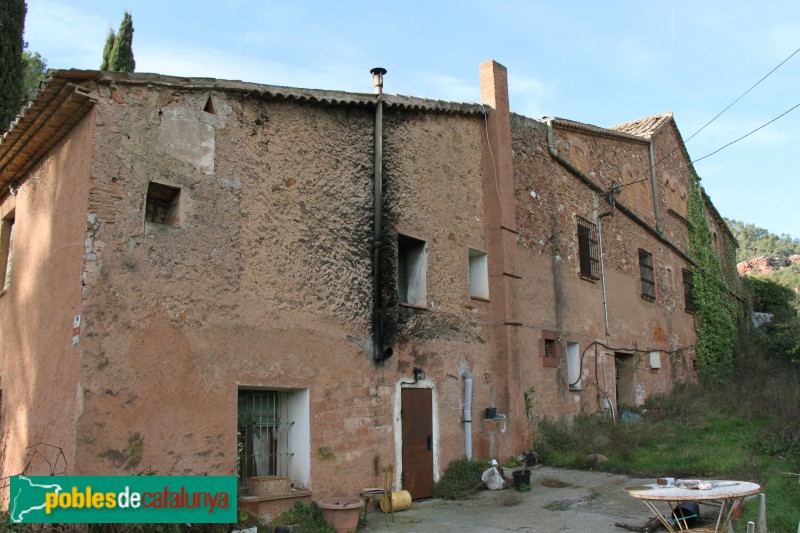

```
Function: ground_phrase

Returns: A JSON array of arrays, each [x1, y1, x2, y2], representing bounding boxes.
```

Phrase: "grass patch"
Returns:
[[543, 501, 571, 511], [536, 359, 800, 532]]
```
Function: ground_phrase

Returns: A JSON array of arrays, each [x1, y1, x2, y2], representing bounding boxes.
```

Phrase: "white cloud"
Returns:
[[26, 1, 112, 68], [508, 74, 550, 119]]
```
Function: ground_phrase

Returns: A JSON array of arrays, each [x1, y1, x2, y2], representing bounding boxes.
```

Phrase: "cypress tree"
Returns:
[[100, 28, 115, 70], [108, 12, 135, 73], [0, 0, 27, 130]]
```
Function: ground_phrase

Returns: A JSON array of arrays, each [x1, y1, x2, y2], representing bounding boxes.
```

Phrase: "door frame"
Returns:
[[393, 379, 439, 492]]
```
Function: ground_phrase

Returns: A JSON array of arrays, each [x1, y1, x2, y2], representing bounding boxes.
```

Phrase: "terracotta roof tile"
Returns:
[[608, 112, 673, 138]]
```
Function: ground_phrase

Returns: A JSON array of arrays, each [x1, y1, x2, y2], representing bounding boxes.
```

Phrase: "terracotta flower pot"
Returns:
[[317, 497, 364, 533]]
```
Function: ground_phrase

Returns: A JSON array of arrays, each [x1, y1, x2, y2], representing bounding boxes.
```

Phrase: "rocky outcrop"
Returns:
[[737, 255, 795, 276]]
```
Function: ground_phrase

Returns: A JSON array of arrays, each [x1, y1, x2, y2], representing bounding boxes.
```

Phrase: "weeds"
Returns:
[[536, 359, 800, 532], [271, 501, 334, 533], [433, 459, 489, 500]]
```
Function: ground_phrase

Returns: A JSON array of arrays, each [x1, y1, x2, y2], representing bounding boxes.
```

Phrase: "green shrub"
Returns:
[[272, 501, 335, 533], [433, 459, 489, 500]]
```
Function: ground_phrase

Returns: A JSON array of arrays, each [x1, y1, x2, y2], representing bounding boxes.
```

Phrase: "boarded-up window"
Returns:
[[638, 249, 656, 301], [577, 216, 599, 280], [682, 269, 695, 313]]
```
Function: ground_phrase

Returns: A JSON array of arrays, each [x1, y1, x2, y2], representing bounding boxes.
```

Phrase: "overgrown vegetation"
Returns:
[[271, 501, 335, 533], [536, 357, 800, 531], [687, 175, 737, 381], [433, 459, 490, 500]]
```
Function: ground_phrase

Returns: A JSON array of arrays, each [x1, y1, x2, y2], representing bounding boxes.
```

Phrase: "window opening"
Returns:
[[203, 95, 217, 115], [682, 269, 695, 313], [577, 216, 599, 279], [468, 248, 489, 299], [145, 182, 180, 225], [1, 211, 15, 291], [638, 249, 656, 301], [540, 330, 559, 368], [238, 390, 292, 485], [567, 342, 581, 390], [397, 234, 427, 306]]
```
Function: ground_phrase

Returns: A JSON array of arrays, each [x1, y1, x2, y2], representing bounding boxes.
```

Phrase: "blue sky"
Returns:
[[24, 0, 800, 238]]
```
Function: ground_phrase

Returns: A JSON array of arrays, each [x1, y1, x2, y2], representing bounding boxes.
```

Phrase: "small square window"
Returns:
[[145, 182, 180, 225], [649, 351, 661, 369], [638, 249, 656, 301], [540, 330, 560, 368], [1, 211, 15, 291], [577, 216, 599, 280], [468, 248, 489, 300], [397, 234, 427, 306]]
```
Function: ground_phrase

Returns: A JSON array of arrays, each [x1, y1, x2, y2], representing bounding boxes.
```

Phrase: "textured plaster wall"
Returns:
[[0, 112, 94, 494], [72, 82, 494, 497]]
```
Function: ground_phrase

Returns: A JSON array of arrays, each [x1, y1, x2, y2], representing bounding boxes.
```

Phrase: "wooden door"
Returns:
[[401, 388, 433, 499]]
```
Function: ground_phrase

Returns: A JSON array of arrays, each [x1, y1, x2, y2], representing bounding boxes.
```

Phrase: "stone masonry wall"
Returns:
[[73, 80, 493, 498], [511, 115, 697, 419]]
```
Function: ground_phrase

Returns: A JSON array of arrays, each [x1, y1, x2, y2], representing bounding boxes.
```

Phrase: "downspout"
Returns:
[[545, 119, 693, 267], [648, 142, 663, 235], [546, 119, 616, 337], [462, 369, 473, 460], [598, 198, 615, 338], [371, 68, 391, 361]]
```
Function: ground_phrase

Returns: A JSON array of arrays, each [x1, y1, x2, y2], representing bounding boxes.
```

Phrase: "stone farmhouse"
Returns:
[[0, 60, 735, 514]]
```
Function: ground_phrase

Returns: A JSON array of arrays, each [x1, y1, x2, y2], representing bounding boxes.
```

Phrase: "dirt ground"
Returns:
[[360, 466, 665, 533]]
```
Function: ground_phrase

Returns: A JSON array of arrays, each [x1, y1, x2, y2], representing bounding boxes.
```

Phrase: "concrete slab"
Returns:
[[360, 467, 658, 533]]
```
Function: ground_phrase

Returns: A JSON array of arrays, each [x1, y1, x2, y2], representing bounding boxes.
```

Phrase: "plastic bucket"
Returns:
[[513, 470, 531, 491], [380, 490, 412, 513]]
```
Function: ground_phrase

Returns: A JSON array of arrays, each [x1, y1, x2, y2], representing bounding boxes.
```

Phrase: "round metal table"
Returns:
[[626, 481, 761, 532]]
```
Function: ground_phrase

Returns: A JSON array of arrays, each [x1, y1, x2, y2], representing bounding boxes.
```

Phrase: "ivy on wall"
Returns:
[[687, 174, 737, 381]]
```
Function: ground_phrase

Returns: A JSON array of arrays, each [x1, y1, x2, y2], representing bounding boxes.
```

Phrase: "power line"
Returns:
[[612, 46, 800, 191], [691, 101, 800, 164], [685, 46, 800, 143]]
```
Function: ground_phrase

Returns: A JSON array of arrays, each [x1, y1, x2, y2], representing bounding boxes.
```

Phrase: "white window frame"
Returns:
[[238, 388, 310, 490]]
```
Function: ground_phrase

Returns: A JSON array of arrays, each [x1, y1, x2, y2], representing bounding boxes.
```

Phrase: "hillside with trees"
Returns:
[[726, 218, 800, 262], [727, 218, 800, 309]]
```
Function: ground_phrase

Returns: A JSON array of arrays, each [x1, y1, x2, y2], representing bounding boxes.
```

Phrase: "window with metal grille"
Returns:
[[577, 216, 599, 280], [145, 182, 180, 225], [682, 269, 695, 313], [638, 249, 656, 301], [1, 211, 15, 291], [238, 390, 293, 485]]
